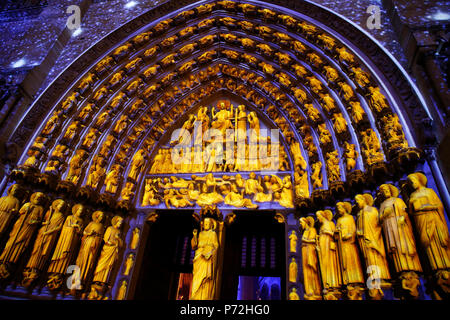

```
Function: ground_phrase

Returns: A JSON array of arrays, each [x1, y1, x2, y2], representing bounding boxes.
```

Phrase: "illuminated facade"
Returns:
[[0, 0, 448, 300]]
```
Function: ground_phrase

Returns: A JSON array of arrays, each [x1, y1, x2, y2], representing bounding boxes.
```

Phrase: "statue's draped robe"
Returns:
[[26, 208, 64, 270], [336, 215, 364, 284], [75, 221, 104, 282], [0, 194, 19, 235], [93, 226, 121, 283], [301, 228, 321, 297], [357, 206, 391, 280], [0, 202, 43, 264], [48, 215, 82, 274], [379, 197, 422, 273], [409, 188, 450, 270], [318, 220, 342, 289]]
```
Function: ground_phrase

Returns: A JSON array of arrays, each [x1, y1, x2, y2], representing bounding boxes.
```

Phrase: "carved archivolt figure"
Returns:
[[343, 142, 358, 172], [75, 210, 105, 286], [311, 161, 323, 189], [316, 210, 342, 293], [191, 218, 219, 300], [294, 165, 309, 198], [378, 184, 422, 274], [407, 172, 450, 271], [128, 149, 146, 181], [0, 192, 45, 279], [355, 193, 391, 299], [47, 203, 84, 289], [349, 101, 366, 124], [368, 86, 389, 112], [0, 184, 21, 238], [335, 202, 364, 286], [86, 156, 106, 189], [300, 216, 322, 300], [105, 164, 122, 194], [326, 151, 341, 183], [22, 199, 66, 286]]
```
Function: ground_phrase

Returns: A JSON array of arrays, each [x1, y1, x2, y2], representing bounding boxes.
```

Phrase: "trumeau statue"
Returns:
[[0, 192, 45, 280], [300, 217, 322, 300], [191, 217, 219, 300]]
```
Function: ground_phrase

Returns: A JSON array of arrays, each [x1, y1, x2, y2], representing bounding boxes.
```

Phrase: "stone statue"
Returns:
[[344, 142, 358, 172], [0, 192, 45, 280], [74, 210, 105, 288], [311, 162, 323, 189], [123, 253, 134, 276], [300, 217, 322, 300], [379, 184, 422, 273], [289, 230, 298, 253], [335, 202, 364, 298], [47, 203, 84, 290], [355, 193, 391, 299], [116, 280, 127, 300], [22, 199, 66, 287], [223, 183, 258, 209], [0, 184, 21, 238], [247, 111, 260, 144], [66, 149, 87, 184], [191, 218, 219, 300], [378, 183, 422, 298], [407, 172, 449, 271], [407, 172, 450, 297], [88, 215, 124, 299], [316, 210, 342, 299], [289, 257, 298, 283], [289, 287, 300, 300], [128, 149, 146, 181], [130, 227, 140, 250]]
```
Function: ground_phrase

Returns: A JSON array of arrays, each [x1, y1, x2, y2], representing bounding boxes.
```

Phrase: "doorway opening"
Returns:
[[132, 210, 197, 299], [221, 210, 286, 300]]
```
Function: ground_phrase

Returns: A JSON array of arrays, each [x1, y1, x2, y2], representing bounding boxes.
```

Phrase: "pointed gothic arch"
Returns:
[[0, 0, 447, 301]]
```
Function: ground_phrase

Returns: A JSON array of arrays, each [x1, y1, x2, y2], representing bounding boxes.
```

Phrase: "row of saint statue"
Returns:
[[0, 189, 125, 299], [142, 172, 294, 209], [288, 172, 450, 300]]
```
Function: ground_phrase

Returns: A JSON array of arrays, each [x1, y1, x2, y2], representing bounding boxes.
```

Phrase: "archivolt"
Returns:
[[9, 0, 422, 209]]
